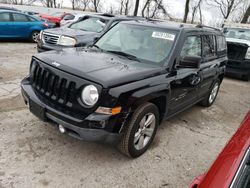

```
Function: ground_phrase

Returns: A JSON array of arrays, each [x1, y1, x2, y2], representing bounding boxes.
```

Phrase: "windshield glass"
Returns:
[[224, 28, 250, 40], [70, 17, 107, 32], [95, 23, 177, 65]]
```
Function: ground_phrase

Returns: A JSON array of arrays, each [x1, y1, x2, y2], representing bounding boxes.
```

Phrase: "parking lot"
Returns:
[[0, 42, 250, 188]]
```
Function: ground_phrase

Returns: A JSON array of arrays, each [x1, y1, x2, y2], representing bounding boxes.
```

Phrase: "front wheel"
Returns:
[[118, 102, 159, 158], [30, 31, 40, 43], [200, 79, 220, 107]]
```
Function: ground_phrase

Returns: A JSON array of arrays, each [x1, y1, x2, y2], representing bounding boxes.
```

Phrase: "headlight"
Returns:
[[245, 47, 250, 59], [58, 36, 76, 46], [81, 85, 99, 106], [39, 31, 43, 40]]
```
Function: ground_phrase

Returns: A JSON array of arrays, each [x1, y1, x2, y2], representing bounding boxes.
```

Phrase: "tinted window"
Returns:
[[217, 35, 227, 52], [0, 12, 10, 22], [13, 13, 29, 22], [203, 35, 216, 58], [63, 14, 75, 20], [180, 36, 201, 57]]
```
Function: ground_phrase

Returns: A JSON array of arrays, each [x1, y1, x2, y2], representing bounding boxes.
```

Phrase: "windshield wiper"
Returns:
[[107, 50, 141, 62]]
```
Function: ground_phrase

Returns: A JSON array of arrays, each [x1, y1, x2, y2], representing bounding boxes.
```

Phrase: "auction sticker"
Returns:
[[152, 32, 175, 41]]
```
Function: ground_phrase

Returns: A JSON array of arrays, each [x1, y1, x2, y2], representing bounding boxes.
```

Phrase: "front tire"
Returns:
[[200, 79, 220, 107], [118, 102, 159, 158], [30, 31, 40, 43]]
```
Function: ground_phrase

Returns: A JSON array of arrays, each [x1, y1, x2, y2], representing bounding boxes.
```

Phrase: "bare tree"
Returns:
[[119, 0, 130, 15], [91, 0, 101, 12], [183, 0, 190, 23], [190, 0, 203, 24], [241, 5, 250, 23], [141, 0, 171, 19], [207, 0, 242, 20], [133, 0, 140, 16]]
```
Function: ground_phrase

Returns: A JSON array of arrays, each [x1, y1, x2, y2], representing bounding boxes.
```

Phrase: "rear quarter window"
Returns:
[[217, 35, 227, 52]]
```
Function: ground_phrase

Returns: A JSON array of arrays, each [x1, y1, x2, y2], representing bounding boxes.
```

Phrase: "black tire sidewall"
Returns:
[[127, 104, 159, 158]]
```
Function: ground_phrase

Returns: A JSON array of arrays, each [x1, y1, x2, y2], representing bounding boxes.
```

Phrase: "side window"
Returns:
[[12, 13, 29, 22], [217, 35, 227, 52], [0, 13, 11, 22], [203, 35, 216, 58], [180, 36, 202, 57]]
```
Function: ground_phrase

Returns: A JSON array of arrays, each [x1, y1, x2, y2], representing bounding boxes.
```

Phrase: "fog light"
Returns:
[[58, 124, 66, 134]]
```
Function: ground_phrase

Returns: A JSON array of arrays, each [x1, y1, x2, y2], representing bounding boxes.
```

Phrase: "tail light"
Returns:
[[43, 23, 49, 28]]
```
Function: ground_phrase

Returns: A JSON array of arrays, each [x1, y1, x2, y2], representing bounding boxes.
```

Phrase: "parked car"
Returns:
[[39, 12, 72, 27], [22, 11, 39, 16], [60, 13, 85, 27], [37, 14, 145, 52], [21, 21, 227, 158], [189, 111, 250, 188], [0, 10, 53, 42], [223, 23, 250, 81]]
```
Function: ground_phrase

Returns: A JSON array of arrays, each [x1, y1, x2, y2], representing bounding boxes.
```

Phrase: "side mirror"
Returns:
[[179, 56, 202, 69]]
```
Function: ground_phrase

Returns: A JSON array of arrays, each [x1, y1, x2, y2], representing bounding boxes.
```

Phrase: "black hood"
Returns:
[[34, 48, 163, 88], [44, 27, 99, 44]]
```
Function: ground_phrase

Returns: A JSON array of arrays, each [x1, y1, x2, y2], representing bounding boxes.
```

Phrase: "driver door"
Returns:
[[169, 35, 203, 114]]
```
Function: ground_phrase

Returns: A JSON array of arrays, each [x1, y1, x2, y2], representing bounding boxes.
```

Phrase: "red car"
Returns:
[[39, 12, 71, 26], [190, 111, 250, 188]]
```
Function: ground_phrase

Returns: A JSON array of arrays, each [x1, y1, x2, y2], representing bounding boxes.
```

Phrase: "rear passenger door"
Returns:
[[198, 35, 219, 97], [0, 12, 12, 37], [10, 13, 33, 38]]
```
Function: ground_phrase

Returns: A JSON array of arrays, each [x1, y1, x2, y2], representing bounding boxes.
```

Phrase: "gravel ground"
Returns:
[[0, 42, 250, 188]]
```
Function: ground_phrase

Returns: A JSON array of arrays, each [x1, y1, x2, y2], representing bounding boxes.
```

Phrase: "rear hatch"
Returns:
[[227, 42, 248, 68]]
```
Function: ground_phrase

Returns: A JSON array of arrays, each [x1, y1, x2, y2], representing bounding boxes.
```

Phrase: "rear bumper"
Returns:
[[21, 78, 122, 144]]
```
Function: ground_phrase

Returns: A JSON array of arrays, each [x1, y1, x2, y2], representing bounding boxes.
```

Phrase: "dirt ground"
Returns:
[[0, 42, 250, 188]]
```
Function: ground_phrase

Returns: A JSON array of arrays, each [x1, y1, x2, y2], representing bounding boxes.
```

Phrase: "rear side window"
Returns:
[[63, 14, 75, 20], [203, 35, 216, 58], [0, 12, 10, 22], [180, 36, 202, 57], [12, 13, 29, 22], [217, 35, 227, 52]]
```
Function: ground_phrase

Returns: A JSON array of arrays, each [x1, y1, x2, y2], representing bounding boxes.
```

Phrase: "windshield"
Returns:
[[95, 23, 177, 65], [70, 17, 107, 33], [224, 28, 250, 40]]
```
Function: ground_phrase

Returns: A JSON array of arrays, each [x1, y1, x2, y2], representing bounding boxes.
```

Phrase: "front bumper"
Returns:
[[21, 79, 122, 144]]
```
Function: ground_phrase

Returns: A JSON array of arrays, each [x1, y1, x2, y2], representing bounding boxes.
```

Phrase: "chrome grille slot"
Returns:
[[42, 33, 60, 45]]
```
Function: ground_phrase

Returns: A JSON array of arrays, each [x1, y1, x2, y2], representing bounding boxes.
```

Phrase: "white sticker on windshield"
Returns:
[[152, 32, 175, 41]]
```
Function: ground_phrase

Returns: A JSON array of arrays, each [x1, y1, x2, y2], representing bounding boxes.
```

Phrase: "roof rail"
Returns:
[[195, 24, 221, 31], [99, 13, 115, 17]]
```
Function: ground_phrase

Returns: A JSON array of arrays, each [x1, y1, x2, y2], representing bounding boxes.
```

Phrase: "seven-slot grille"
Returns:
[[42, 32, 60, 45], [30, 59, 76, 108]]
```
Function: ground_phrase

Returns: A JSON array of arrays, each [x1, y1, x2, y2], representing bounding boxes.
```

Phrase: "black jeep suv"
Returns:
[[21, 20, 227, 158], [37, 13, 144, 52]]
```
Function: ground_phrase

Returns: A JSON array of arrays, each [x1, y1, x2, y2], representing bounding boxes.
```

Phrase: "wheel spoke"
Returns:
[[144, 128, 154, 137], [134, 131, 141, 144], [139, 116, 146, 128], [145, 114, 155, 127], [138, 135, 144, 150]]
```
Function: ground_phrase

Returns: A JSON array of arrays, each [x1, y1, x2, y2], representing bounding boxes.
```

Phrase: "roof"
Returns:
[[119, 19, 222, 34]]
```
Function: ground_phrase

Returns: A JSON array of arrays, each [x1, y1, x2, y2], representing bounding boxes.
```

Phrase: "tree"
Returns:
[[141, 0, 170, 19], [183, 0, 190, 23], [133, 0, 140, 16], [91, 0, 101, 12], [241, 5, 250, 23], [119, 0, 130, 15], [207, 0, 242, 20], [190, 0, 203, 24]]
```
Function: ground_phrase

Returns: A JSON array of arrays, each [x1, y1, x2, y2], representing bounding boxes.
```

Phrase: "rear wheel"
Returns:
[[118, 102, 159, 158], [30, 31, 40, 43], [200, 79, 220, 107]]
